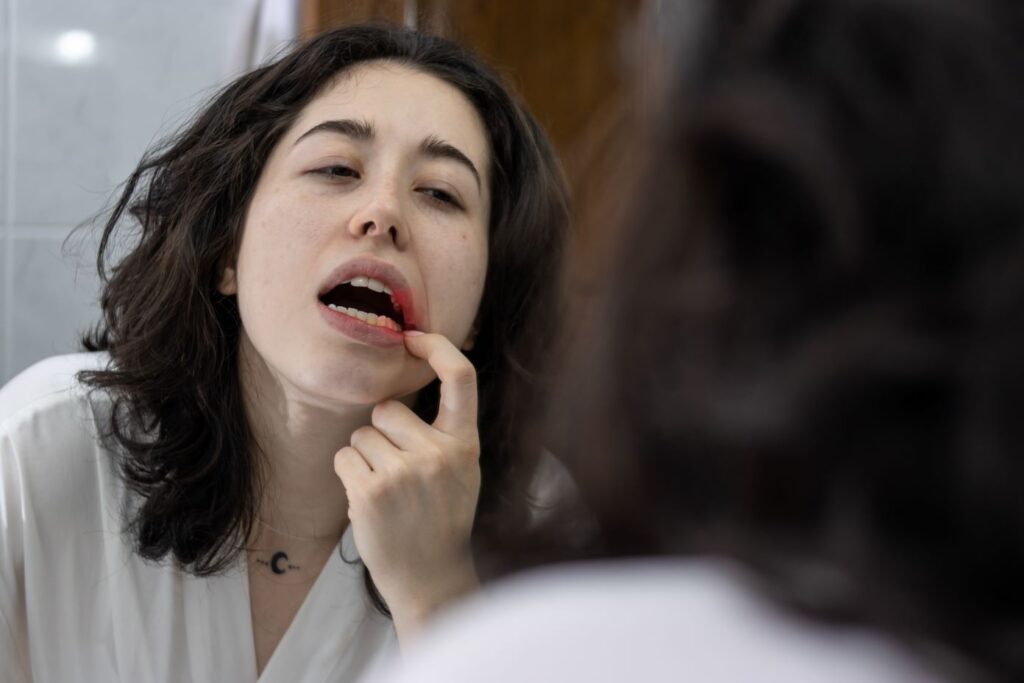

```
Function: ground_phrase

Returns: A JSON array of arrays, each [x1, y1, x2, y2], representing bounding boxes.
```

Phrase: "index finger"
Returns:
[[403, 331, 478, 440]]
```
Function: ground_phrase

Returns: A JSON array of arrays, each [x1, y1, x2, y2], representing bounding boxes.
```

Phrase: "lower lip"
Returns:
[[318, 302, 405, 347]]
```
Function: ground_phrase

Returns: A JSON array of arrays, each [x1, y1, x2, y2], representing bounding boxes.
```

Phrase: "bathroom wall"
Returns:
[[0, 0, 297, 384]]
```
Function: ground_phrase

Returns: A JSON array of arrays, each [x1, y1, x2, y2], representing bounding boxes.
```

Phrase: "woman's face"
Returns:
[[220, 61, 491, 408]]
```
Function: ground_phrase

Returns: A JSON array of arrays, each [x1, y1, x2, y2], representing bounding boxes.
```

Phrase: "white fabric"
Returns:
[[0, 353, 107, 424], [367, 560, 948, 683], [0, 353, 397, 683]]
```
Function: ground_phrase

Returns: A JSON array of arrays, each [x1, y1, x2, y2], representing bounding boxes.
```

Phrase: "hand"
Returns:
[[333, 331, 481, 639]]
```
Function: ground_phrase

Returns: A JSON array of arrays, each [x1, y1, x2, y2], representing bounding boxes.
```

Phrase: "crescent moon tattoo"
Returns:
[[270, 551, 289, 575]]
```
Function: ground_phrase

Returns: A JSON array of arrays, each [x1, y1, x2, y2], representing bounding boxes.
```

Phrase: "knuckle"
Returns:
[[444, 434, 477, 459], [386, 458, 410, 481], [333, 447, 352, 472], [350, 426, 374, 447], [422, 444, 445, 462], [419, 448, 449, 476], [371, 401, 397, 425], [449, 361, 476, 386], [367, 475, 399, 501], [424, 457, 447, 478]]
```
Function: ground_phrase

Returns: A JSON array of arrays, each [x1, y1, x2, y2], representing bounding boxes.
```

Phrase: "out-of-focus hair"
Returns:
[[552, 0, 1024, 677]]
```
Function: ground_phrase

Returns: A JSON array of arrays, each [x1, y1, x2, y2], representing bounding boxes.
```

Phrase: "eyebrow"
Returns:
[[294, 118, 375, 145], [294, 118, 482, 192], [420, 135, 482, 191]]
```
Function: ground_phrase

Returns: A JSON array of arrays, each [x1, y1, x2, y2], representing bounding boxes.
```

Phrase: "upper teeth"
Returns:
[[346, 276, 392, 295]]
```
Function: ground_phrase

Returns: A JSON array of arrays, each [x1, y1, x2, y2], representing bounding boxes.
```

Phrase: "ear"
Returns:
[[217, 263, 238, 296]]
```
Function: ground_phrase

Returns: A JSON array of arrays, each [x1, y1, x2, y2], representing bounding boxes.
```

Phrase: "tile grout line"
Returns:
[[3, 0, 16, 380]]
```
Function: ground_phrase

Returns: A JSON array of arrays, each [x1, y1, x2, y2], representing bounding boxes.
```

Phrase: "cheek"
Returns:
[[238, 199, 324, 291], [234, 228, 320, 342], [453, 224, 488, 283], [431, 228, 489, 327]]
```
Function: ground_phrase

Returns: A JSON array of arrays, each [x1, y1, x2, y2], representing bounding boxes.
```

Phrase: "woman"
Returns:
[[365, 0, 1024, 681], [0, 24, 568, 682]]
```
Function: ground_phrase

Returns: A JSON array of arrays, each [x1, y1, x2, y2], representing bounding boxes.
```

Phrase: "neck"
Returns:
[[239, 336, 375, 542]]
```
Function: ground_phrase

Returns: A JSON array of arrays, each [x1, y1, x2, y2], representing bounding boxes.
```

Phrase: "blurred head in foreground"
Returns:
[[553, 0, 1024, 676]]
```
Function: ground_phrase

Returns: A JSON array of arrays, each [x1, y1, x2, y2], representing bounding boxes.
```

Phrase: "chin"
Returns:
[[293, 359, 434, 409]]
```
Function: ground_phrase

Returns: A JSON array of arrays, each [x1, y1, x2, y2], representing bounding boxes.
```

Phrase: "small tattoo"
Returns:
[[256, 551, 301, 574]]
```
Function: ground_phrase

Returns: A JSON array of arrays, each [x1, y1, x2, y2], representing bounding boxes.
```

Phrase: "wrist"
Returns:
[[389, 557, 481, 643]]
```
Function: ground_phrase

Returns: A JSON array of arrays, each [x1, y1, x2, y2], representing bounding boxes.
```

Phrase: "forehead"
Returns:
[[290, 61, 491, 170]]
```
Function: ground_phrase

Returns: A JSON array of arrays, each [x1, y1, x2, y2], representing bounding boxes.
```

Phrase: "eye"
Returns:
[[313, 165, 360, 180], [419, 187, 464, 211]]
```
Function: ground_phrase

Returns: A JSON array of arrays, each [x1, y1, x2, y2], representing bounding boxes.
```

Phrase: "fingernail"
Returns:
[[404, 330, 425, 337]]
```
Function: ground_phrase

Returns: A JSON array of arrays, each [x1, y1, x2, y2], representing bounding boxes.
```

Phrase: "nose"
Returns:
[[355, 220, 399, 244], [347, 180, 406, 248]]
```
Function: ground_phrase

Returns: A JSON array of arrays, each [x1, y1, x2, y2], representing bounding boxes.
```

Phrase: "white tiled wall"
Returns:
[[2, 0, 11, 378], [8, 226, 101, 373], [1, 0, 297, 384]]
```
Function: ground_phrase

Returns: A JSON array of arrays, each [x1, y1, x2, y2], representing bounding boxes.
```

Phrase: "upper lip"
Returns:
[[317, 256, 419, 329]]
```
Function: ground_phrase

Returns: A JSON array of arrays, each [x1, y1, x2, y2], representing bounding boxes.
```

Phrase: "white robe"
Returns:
[[366, 560, 950, 683], [0, 354, 397, 682]]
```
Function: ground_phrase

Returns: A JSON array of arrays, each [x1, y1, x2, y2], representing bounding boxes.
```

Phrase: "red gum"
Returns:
[[387, 286, 417, 331]]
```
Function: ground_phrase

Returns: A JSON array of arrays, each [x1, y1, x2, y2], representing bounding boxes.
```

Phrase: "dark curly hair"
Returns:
[[551, 0, 1024, 678], [79, 24, 569, 612]]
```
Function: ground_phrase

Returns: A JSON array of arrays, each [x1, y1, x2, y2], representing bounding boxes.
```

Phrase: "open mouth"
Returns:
[[318, 275, 407, 332]]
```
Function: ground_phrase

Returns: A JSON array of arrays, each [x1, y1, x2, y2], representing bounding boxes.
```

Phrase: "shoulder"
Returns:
[[0, 352, 119, 521], [0, 353, 123, 578], [0, 352, 113, 469], [0, 352, 110, 426], [371, 559, 947, 683]]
